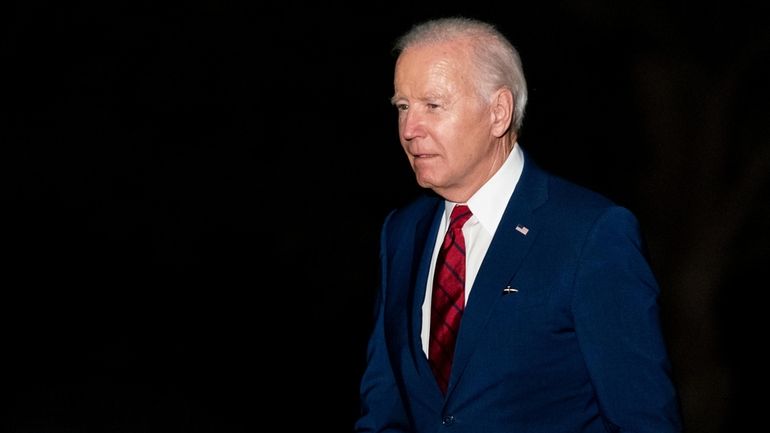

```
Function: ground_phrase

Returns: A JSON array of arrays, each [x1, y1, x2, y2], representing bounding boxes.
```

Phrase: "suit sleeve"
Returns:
[[572, 206, 683, 432], [354, 212, 411, 433]]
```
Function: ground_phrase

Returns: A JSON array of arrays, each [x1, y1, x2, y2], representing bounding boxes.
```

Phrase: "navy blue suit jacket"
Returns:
[[355, 153, 682, 432]]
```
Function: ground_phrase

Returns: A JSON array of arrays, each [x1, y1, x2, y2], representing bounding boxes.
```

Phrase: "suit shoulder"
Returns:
[[536, 171, 647, 255], [378, 193, 440, 253], [385, 193, 440, 227], [540, 171, 644, 232]]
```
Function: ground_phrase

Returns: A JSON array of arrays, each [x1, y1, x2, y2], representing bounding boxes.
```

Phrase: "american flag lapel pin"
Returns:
[[515, 224, 529, 235]]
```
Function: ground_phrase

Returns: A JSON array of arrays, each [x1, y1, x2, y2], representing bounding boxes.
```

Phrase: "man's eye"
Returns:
[[426, 103, 439, 109], [396, 104, 409, 111]]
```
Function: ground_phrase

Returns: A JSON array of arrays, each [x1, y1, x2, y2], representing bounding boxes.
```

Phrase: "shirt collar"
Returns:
[[444, 142, 525, 236]]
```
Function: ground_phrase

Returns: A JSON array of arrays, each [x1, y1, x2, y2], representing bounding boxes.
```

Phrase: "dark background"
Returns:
[[6, 1, 769, 432]]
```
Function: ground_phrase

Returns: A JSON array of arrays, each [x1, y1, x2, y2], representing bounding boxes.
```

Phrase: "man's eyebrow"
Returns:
[[390, 92, 449, 106], [421, 92, 448, 103]]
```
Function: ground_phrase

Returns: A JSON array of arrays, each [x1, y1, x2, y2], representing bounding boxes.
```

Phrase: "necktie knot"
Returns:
[[448, 204, 472, 231]]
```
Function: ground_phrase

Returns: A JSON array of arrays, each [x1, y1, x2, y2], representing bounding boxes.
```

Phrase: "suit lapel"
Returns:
[[409, 200, 445, 392], [446, 157, 550, 397]]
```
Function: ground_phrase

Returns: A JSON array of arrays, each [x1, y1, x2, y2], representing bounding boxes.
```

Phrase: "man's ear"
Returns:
[[490, 88, 514, 138]]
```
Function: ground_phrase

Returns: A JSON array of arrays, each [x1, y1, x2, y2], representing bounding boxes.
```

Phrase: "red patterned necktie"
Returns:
[[429, 204, 472, 394]]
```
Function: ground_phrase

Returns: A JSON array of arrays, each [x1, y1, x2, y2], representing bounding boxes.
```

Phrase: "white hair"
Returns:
[[394, 17, 528, 133]]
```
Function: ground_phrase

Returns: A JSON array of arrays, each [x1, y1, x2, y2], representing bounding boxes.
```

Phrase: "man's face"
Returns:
[[392, 40, 499, 201]]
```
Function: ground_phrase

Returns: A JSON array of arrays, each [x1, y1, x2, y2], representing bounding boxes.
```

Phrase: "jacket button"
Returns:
[[442, 415, 455, 425]]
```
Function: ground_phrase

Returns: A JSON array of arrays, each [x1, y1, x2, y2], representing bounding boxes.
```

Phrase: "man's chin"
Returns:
[[415, 176, 437, 190]]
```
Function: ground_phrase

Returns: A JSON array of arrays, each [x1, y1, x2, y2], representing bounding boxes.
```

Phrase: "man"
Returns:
[[355, 17, 682, 432]]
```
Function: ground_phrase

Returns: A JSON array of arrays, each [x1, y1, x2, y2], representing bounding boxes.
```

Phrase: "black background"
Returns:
[[6, 1, 770, 432]]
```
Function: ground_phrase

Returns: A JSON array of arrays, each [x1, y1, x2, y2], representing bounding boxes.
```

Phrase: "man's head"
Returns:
[[391, 17, 528, 202]]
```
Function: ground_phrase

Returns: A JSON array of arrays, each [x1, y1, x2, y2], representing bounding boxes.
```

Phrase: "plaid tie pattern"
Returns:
[[429, 204, 472, 394]]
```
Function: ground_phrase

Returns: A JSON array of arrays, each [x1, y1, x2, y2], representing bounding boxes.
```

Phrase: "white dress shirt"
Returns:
[[421, 143, 525, 356]]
